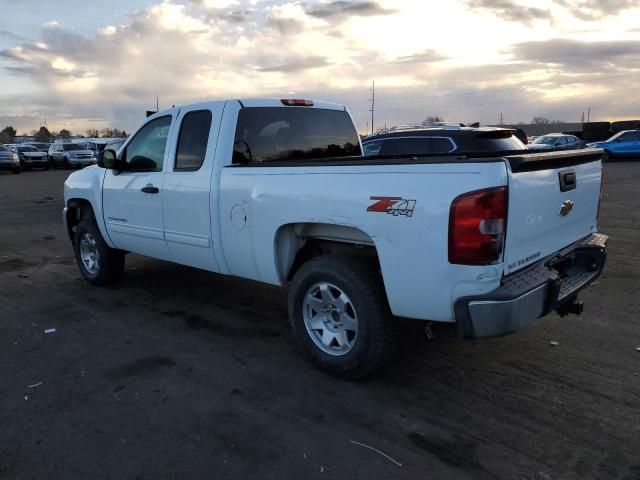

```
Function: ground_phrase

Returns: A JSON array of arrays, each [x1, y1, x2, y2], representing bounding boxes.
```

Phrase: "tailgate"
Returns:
[[503, 149, 603, 275]]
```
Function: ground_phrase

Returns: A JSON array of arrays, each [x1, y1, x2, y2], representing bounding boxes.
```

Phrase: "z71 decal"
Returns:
[[367, 196, 416, 217]]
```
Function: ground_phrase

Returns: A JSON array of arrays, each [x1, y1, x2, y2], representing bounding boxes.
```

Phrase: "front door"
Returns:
[[102, 114, 175, 260]]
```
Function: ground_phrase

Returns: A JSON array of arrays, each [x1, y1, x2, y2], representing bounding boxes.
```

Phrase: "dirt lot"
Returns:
[[1, 162, 639, 480]]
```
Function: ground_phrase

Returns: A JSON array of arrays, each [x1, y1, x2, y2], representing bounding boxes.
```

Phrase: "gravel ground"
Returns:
[[1, 162, 639, 480]]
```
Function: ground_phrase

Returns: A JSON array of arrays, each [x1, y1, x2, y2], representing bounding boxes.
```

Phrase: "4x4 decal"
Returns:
[[367, 196, 416, 217]]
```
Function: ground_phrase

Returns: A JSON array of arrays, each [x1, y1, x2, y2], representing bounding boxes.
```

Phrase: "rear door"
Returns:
[[503, 152, 602, 275], [162, 102, 224, 272], [102, 112, 176, 260]]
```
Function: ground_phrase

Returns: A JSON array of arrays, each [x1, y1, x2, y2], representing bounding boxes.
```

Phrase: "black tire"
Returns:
[[12, 167, 21, 174], [63, 158, 71, 170], [602, 150, 611, 162], [288, 255, 396, 379], [73, 220, 124, 286], [44, 162, 50, 170]]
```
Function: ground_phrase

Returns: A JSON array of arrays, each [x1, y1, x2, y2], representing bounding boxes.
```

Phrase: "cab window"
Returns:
[[123, 116, 171, 171], [232, 107, 360, 164], [175, 110, 212, 171]]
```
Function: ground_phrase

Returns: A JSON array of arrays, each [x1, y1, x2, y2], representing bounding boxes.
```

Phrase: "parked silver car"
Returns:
[[10, 145, 49, 170], [0, 144, 21, 174], [48, 143, 96, 169]]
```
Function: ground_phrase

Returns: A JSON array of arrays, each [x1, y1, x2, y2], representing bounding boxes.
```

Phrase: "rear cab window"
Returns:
[[232, 107, 361, 164], [175, 110, 212, 171]]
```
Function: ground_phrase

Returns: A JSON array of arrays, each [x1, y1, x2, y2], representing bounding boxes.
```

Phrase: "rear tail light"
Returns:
[[281, 99, 314, 106], [449, 186, 508, 265]]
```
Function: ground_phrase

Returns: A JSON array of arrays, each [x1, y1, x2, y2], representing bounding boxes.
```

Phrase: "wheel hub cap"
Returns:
[[303, 282, 358, 356], [79, 232, 100, 275]]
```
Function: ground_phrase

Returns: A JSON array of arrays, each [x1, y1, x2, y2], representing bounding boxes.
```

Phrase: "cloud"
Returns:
[[256, 55, 330, 72], [0, 0, 637, 134], [0, 30, 28, 43], [555, 0, 638, 21], [304, 1, 398, 20], [393, 50, 447, 64], [510, 38, 640, 70], [465, 0, 552, 25]]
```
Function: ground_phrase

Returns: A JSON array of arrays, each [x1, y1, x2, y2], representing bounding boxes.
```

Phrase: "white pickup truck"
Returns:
[[63, 98, 607, 377]]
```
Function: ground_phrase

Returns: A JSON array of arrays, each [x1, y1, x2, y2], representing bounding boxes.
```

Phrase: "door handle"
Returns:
[[141, 185, 159, 194]]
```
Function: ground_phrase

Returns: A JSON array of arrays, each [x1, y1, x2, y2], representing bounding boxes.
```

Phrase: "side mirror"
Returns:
[[98, 149, 118, 169]]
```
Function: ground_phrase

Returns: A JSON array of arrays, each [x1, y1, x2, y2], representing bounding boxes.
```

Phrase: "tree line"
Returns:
[[0, 126, 128, 144]]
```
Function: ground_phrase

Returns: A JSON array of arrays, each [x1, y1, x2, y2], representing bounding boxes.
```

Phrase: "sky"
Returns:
[[0, 0, 639, 135]]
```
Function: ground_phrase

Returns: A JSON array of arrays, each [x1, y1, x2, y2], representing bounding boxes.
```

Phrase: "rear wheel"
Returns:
[[288, 255, 396, 378], [73, 220, 124, 286]]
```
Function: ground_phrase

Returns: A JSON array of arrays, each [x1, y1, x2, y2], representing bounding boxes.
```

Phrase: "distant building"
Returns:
[[13, 136, 35, 144], [492, 123, 584, 137]]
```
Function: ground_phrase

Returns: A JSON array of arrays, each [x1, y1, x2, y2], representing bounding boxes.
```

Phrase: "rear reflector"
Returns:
[[449, 186, 508, 265], [281, 99, 314, 106]]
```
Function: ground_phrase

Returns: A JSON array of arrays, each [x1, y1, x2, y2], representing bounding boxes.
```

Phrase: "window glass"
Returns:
[[617, 132, 634, 141], [62, 144, 84, 151], [232, 107, 360, 164], [124, 116, 171, 171], [175, 110, 212, 171], [379, 137, 432, 156], [362, 140, 382, 156], [533, 136, 556, 145], [431, 137, 455, 153]]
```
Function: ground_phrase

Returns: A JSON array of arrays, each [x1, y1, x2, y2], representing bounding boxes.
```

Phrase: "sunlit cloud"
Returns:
[[0, 0, 638, 134]]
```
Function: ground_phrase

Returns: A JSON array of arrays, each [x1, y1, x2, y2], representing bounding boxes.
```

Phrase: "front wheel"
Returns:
[[12, 167, 21, 174], [63, 158, 71, 170], [288, 256, 396, 378], [73, 220, 124, 286], [602, 150, 611, 162]]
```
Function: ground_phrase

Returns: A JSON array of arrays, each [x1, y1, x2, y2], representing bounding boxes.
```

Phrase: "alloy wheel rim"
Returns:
[[79, 233, 100, 275], [302, 282, 358, 356]]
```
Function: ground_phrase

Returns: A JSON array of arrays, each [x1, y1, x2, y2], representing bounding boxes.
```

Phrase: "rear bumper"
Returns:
[[455, 233, 608, 338]]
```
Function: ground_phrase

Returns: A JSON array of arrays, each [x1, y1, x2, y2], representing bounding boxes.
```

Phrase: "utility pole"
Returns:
[[369, 81, 375, 135], [499, 112, 504, 125], [581, 111, 585, 125], [587, 107, 591, 123], [156, 96, 159, 112]]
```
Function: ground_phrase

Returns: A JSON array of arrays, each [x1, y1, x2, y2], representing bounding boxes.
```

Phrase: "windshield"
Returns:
[[17, 146, 38, 152], [62, 144, 85, 151], [532, 136, 557, 145]]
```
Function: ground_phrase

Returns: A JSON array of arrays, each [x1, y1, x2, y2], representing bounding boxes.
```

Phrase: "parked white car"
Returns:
[[63, 98, 607, 377]]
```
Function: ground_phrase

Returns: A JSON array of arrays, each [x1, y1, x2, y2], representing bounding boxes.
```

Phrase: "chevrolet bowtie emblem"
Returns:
[[559, 199, 574, 216]]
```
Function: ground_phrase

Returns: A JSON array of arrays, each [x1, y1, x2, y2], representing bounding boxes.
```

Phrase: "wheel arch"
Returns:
[[65, 198, 97, 241], [274, 222, 381, 283]]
